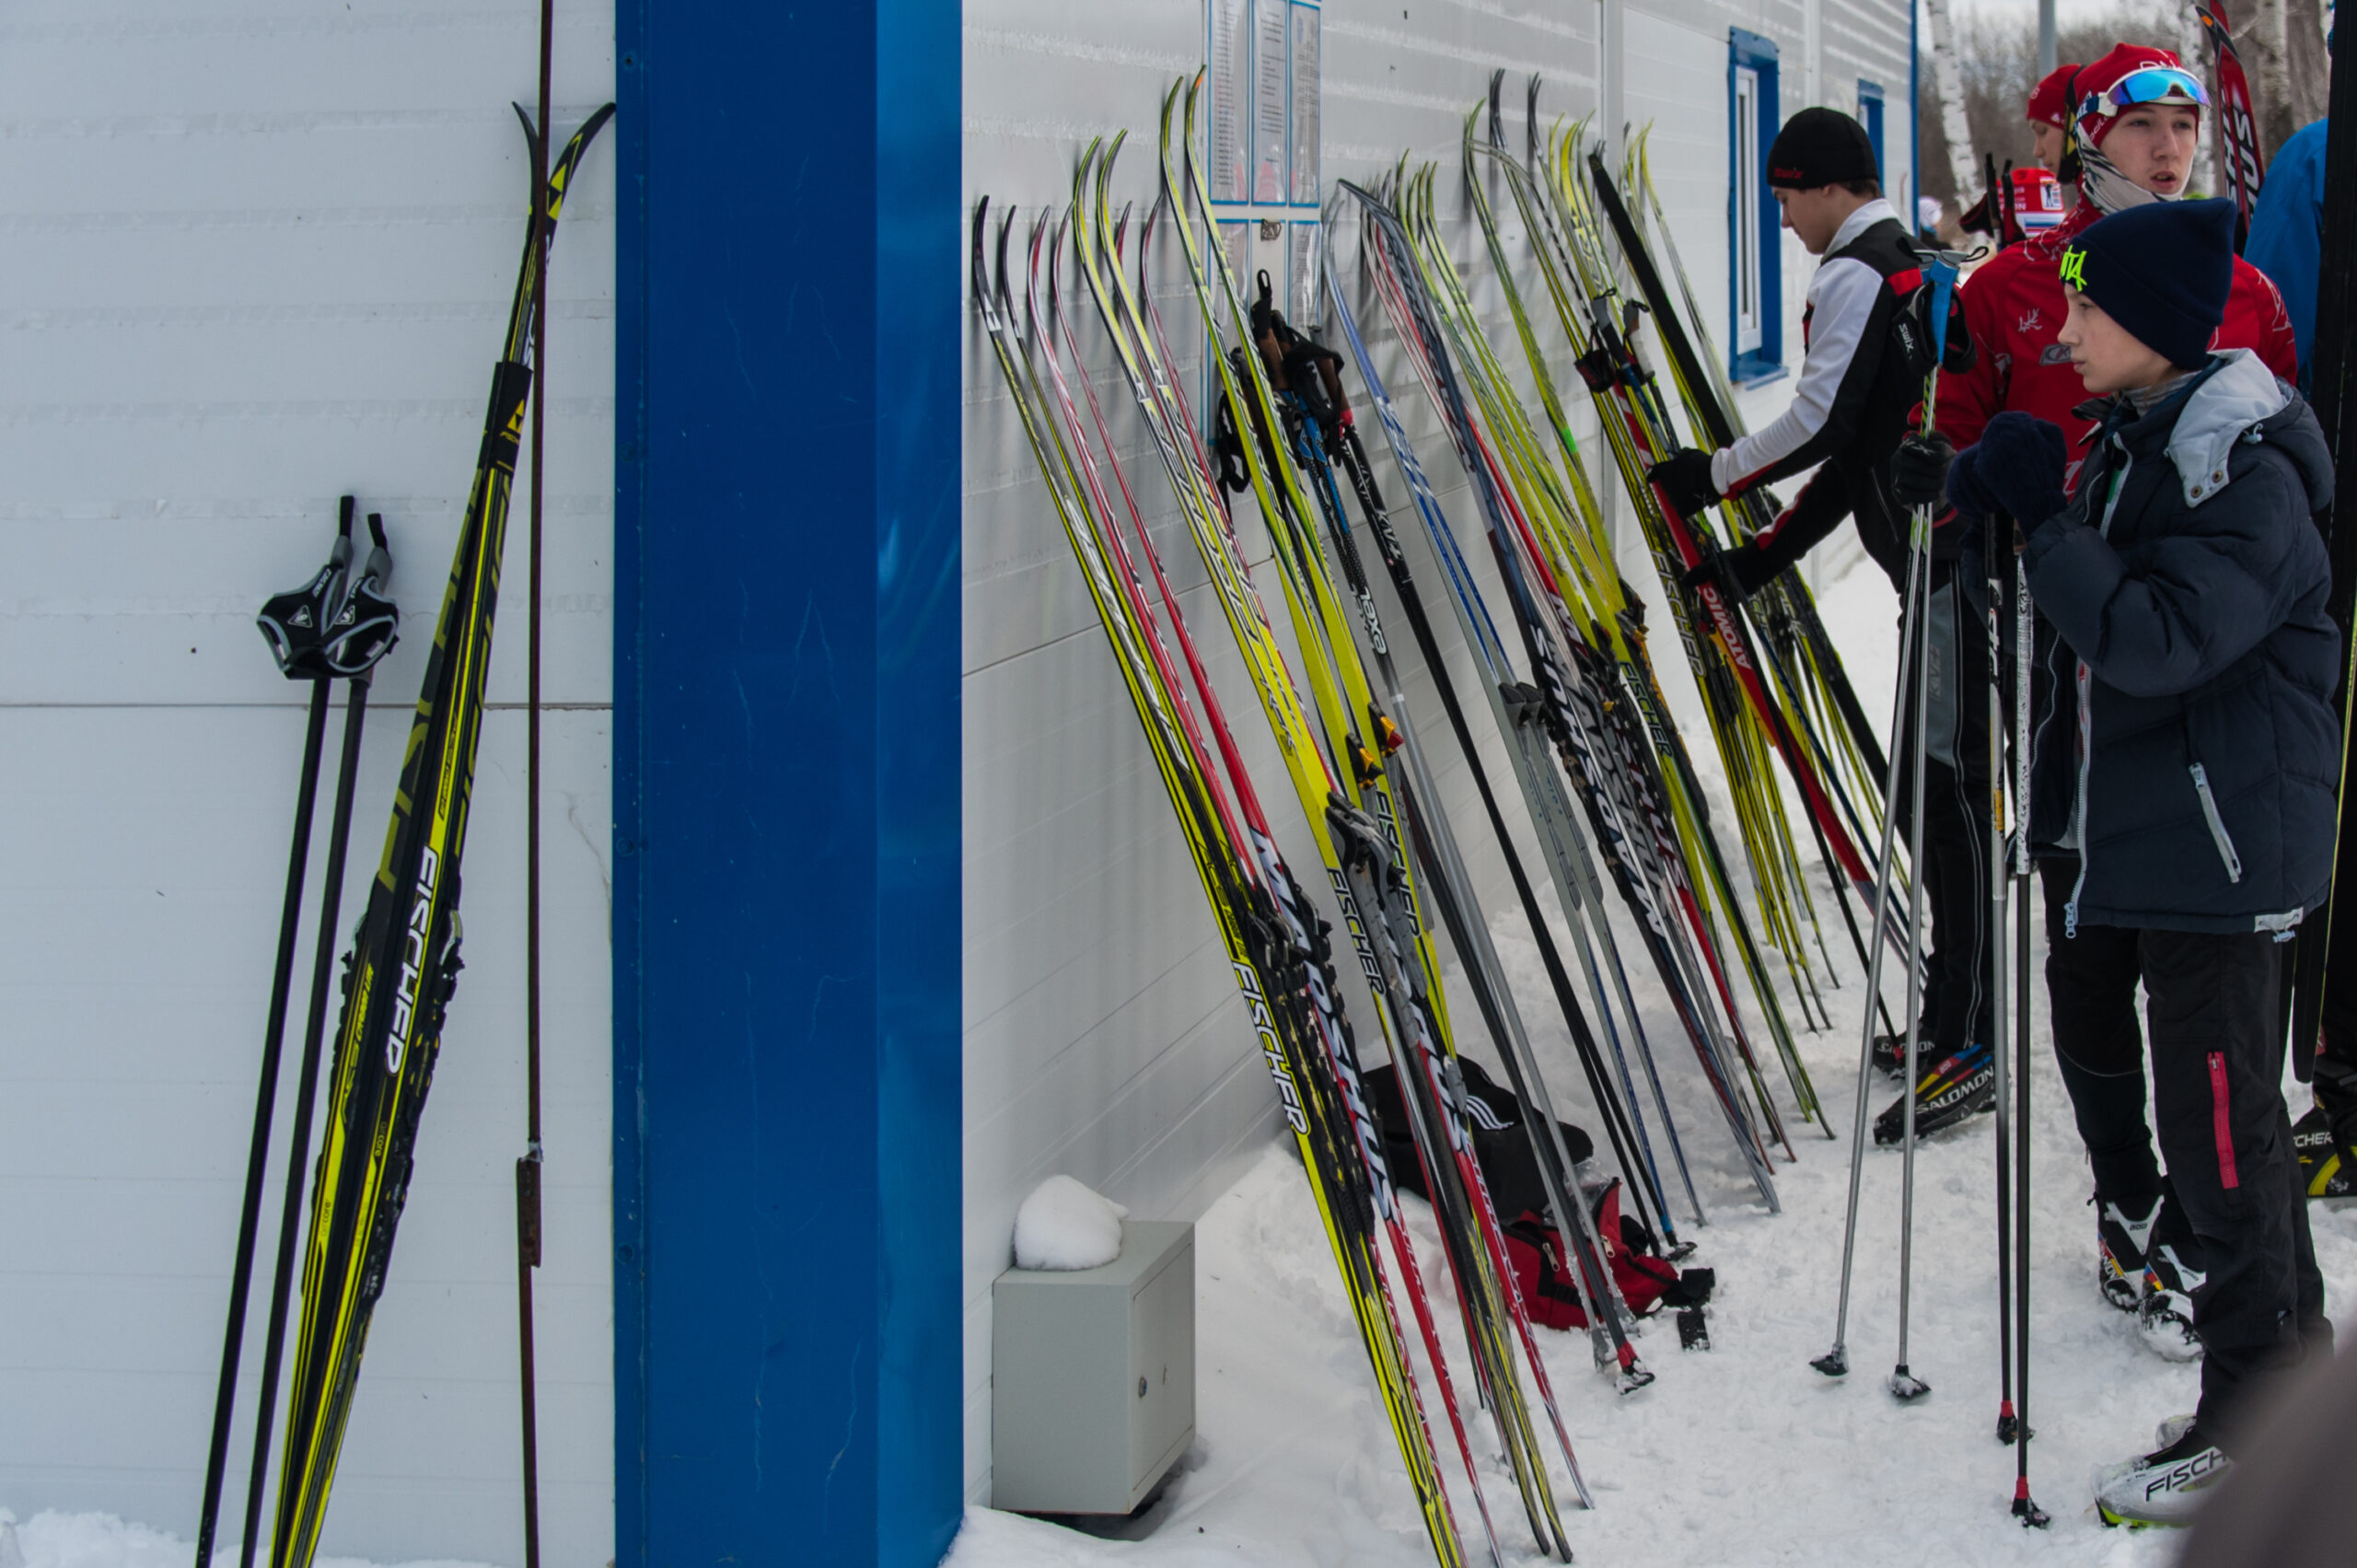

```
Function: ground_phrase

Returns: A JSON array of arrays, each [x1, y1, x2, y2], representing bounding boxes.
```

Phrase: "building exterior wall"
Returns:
[[0, 0, 1914, 1557], [958, 0, 1911, 1510], [0, 6, 618, 1564]]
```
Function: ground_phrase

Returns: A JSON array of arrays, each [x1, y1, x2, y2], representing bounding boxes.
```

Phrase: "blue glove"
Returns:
[[1964, 412, 2070, 526]]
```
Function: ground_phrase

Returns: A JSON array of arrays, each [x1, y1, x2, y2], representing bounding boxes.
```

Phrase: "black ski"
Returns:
[[266, 102, 610, 1568], [2290, 19, 2357, 1065]]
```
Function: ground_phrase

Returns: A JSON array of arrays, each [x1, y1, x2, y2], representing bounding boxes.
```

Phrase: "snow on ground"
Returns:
[[950, 552, 2357, 1566], [0, 1508, 490, 1568]]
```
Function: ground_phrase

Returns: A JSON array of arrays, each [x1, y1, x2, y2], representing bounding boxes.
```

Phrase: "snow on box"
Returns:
[[1014, 1175, 1132, 1272]]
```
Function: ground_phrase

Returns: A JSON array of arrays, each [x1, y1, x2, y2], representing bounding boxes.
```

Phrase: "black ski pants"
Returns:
[[2038, 859, 2326, 1441], [1893, 563, 1994, 1056]]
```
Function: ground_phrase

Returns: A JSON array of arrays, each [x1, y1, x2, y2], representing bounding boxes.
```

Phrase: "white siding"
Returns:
[[959, 0, 1912, 1510], [0, 5, 617, 1564]]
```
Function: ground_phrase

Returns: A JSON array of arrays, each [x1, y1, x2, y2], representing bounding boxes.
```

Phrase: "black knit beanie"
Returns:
[[1765, 108, 1880, 189], [2058, 198, 2236, 368]]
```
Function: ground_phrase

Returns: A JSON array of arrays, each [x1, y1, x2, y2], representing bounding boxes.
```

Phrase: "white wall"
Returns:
[[0, 5, 617, 1564], [959, 0, 1913, 1512]]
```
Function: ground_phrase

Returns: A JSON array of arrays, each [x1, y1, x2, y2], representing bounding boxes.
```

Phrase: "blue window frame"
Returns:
[[1728, 29, 1782, 384], [1858, 79, 1887, 189]]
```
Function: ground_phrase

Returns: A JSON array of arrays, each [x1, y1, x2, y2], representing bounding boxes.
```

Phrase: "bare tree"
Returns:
[[1924, 0, 1980, 203], [1917, 1, 2197, 207], [2282, 0, 2330, 135], [2242, 0, 2301, 152]]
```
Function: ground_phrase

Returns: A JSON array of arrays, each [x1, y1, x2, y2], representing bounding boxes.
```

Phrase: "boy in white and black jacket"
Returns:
[[1650, 108, 1995, 1139], [1945, 198, 2335, 1527]]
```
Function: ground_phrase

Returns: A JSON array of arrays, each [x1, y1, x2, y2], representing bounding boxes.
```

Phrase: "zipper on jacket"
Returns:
[[2209, 1051, 2240, 1191], [2066, 659, 2093, 937], [2189, 763, 2245, 884], [2064, 459, 2131, 940]]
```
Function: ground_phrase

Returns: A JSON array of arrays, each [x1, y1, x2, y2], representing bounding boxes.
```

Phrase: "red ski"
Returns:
[[2197, 3, 2268, 238]]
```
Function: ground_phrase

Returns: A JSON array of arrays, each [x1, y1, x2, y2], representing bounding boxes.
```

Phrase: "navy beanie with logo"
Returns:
[[2059, 198, 2236, 368], [1765, 108, 1880, 190]]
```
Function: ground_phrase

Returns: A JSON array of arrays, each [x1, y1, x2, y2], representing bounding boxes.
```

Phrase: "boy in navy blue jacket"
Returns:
[[1947, 198, 2336, 1527]]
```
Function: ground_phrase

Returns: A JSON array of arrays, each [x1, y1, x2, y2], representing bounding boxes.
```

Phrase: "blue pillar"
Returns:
[[611, 2, 963, 1564]]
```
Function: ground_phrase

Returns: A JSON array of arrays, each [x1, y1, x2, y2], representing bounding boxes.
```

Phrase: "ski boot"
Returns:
[[2094, 1423, 2229, 1527], [2293, 1103, 2356, 1199], [1870, 1017, 1930, 1076], [1873, 1040, 1994, 1145], [2137, 1203, 2204, 1363], [2096, 1191, 2163, 1315]]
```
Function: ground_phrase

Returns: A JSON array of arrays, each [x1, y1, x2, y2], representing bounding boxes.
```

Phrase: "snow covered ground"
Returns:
[[0, 1509, 490, 1568], [947, 551, 2357, 1567]]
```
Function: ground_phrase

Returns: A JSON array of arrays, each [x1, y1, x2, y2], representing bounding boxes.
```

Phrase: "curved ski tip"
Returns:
[[1889, 1368, 1932, 1401], [559, 102, 618, 169], [512, 101, 540, 141]]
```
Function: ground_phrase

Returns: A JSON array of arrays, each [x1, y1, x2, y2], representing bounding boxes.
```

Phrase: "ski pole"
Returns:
[[1814, 511, 1927, 1379], [516, 12, 557, 1568], [2011, 539, 2050, 1526], [235, 513, 396, 1568], [192, 662, 331, 1568], [1888, 540, 1936, 1402], [1889, 250, 1969, 1404], [1986, 507, 2019, 1444]]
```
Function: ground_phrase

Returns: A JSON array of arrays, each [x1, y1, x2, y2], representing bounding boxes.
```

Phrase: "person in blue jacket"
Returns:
[[1945, 198, 2335, 1527], [2243, 117, 2327, 390]]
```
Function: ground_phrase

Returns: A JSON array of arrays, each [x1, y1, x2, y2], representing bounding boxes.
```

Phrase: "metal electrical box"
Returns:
[[991, 1218, 1195, 1515]]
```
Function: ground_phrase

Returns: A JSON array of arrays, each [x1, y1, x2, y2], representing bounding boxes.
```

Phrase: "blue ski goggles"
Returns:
[[2082, 66, 2209, 120]]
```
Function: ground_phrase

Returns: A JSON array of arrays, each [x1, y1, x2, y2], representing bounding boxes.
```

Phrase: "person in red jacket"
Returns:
[[2027, 62, 2082, 173], [1898, 42, 2307, 1365], [1936, 45, 2297, 471]]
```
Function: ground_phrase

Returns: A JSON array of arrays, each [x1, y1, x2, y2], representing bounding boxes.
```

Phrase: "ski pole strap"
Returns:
[[1918, 250, 1965, 436]]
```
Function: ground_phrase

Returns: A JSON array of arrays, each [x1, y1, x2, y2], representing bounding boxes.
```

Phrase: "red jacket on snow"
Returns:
[[1936, 200, 2297, 491]]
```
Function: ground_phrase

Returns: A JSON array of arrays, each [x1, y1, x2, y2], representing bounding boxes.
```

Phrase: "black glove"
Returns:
[[1891, 434, 1955, 510], [1945, 442, 1994, 523], [1678, 541, 1774, 601], [1956, 412, 2069, 527], [1647, 448, 1722, 519]]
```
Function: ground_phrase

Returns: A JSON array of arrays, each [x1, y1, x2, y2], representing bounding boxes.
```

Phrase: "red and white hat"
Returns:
[[2026, 63, 2082, 127], [2073, 43, 2207, 148]]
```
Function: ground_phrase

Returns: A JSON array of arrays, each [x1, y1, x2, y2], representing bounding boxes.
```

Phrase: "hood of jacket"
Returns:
[[2149, 349, 2335, 512]]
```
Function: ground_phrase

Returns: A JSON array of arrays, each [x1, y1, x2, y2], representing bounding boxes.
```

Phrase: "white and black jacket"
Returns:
[[1708, 199, 1939, 590]]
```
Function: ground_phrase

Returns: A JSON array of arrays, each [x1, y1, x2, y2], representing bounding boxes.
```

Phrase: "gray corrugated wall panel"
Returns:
[[960, 0, 1917, 1504]]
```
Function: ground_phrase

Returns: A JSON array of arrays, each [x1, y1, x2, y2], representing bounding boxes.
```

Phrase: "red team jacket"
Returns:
[[1937, 200, 2298, 488]]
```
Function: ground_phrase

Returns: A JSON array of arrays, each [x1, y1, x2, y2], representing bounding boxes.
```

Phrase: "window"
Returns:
[[1858, 79, 1886, 190], [1728, 30, 1782, 383], [1733, 64, 1760, 355]]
